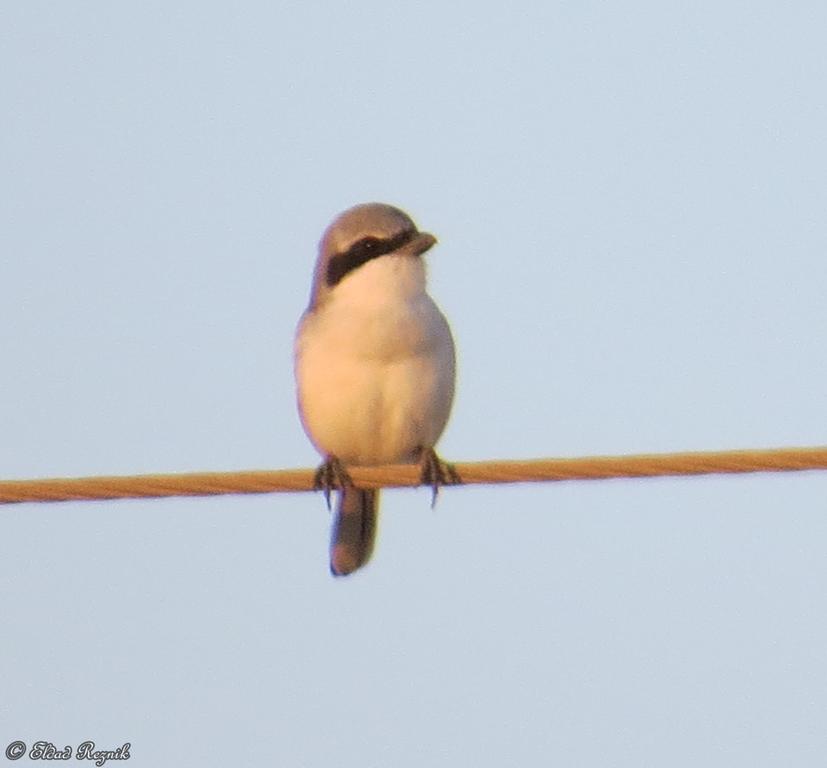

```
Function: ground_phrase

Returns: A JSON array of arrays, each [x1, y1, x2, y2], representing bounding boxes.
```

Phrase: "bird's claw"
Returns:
[[313, 456, 353, 511], [418, 447, 461, 508]]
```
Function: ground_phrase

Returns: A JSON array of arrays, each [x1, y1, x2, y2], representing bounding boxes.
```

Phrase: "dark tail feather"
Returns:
[[330, 487, 379, 576]]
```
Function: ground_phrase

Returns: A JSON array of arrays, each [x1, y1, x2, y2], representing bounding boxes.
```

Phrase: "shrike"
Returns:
[[294, 203, 456, 576]]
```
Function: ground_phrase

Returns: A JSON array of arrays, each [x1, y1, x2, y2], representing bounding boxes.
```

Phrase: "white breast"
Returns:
[[295, 255, 455, 466]]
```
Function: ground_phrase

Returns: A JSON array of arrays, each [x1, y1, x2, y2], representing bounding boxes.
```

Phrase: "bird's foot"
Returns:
[[313, 456, 353, 511], [417, 447, 461, 508]]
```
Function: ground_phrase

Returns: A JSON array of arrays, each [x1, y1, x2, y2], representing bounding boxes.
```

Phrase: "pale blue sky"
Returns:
[[2, 2, 826, 766]]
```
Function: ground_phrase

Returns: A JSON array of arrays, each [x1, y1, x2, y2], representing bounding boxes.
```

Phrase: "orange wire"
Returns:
[[1, 446, 825, 505]]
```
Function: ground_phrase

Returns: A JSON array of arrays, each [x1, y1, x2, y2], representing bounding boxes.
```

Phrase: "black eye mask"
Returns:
[[326, 229, 416, 287]]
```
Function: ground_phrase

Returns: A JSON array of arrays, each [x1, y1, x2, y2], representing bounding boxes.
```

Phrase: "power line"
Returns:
[[1, 446, 825, 505]]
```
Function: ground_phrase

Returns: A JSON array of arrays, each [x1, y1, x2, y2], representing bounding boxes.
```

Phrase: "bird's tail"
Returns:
[[330, 487, 379, 576]]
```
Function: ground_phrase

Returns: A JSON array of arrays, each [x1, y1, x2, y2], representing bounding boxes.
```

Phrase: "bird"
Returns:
[[294, 202, 456, 576]]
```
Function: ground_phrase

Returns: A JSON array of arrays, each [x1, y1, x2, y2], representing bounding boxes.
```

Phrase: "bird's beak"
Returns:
[[405, 231, 437, 257]]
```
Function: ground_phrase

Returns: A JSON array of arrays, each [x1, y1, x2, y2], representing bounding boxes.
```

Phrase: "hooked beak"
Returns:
[[404, 231, 437, 257]]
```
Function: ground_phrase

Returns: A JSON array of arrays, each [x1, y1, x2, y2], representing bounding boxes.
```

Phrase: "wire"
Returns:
[[1, 446, 825, 505]]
